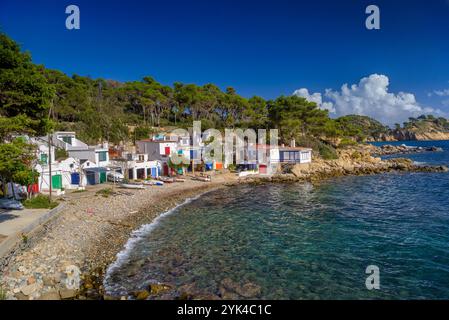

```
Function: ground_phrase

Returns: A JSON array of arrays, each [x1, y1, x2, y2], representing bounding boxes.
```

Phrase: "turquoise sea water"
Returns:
[[105, 140, 449, 299]]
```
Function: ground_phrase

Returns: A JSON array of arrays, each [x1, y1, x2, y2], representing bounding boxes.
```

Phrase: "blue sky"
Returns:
[[1, 0, 449, 124]]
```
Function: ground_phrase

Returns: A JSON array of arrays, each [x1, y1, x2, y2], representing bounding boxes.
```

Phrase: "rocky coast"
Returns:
[[0, 174, 237, 300], [0, 143, 447, 300], [243, 144, 448, 185]]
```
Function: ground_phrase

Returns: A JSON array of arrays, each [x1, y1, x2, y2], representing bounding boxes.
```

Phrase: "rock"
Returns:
[[43, 276, 55, 287], [219, 287, 240, 300], [59, 288, 78, 299], [235, 282, 262, 298], [14, 292, 30, 300], [39, 290, 60, 300], [20, 283, 40, 296], [149, 283, 171, 295], [27, 276, 36, 285], [135, 290, 150, 300]]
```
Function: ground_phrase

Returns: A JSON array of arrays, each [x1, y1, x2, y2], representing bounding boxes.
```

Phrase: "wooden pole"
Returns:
[[48, 133, 52, 201]]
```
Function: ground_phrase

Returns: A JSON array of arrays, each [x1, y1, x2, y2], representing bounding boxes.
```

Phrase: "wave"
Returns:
[[103, 190, 210, 294]]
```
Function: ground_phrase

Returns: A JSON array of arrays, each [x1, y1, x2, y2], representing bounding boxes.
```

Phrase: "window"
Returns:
[[40, 153, 48, 164], [98, 151, 107, 162], [62, 136, 73, 145]]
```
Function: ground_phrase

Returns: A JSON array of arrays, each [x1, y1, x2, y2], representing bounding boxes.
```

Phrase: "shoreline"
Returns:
[[1, 144, 448, 300], [0, 174, 237, 300]]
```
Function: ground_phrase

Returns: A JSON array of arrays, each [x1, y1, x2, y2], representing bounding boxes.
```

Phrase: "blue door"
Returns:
[[151, 167, 157, 178], [86, 172, 96, 185], [71, 172, 80, 185]]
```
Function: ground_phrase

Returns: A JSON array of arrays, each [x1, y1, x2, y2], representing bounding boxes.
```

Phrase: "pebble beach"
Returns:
[[0, 173, 237, 300]]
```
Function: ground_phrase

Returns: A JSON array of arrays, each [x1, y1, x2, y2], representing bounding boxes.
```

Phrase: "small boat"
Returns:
[[143, 180, 164, 186], [0, 198, 24, 210], [158, 177, 175, 183], [120, 183, 145, 189], [192, 176, 211, 182]]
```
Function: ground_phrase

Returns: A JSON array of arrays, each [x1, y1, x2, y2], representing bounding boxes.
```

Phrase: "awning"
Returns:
[[84, 167, 108, 173]]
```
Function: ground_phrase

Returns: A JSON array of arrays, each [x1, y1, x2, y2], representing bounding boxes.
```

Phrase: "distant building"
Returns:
[[110, 152, 161, 180], [136, 139, 178, 176], [277, 146, 312, 164], [31, 132, 112, 193]]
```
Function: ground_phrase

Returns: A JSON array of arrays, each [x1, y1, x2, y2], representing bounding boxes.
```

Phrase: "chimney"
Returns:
[[290, 139, 296, 148]]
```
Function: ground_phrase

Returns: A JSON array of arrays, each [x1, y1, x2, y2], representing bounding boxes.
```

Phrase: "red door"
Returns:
[[165, 147, 171, 156], [163, 163, 169, 176], [259, 165, 267, 174]]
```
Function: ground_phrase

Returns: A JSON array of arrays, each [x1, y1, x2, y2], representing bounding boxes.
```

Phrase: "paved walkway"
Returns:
[[0, 209, 48, 239], [0, 207, 62, 258]]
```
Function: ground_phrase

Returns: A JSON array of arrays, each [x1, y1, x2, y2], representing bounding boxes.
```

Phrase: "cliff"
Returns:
[[337, 115, 449, 142]]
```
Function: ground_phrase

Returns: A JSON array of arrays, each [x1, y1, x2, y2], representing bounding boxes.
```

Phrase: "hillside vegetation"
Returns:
[[1, 31, 449, 188]]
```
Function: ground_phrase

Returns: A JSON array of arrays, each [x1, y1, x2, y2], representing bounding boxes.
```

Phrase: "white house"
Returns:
[[136, 139, 179, 176], [276, 146, 312, 164], [30, 132, 112, 193], [110, 152, 161, 180]]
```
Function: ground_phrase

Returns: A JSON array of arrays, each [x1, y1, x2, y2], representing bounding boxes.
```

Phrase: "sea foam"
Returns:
[[103, 191, 209, 294]]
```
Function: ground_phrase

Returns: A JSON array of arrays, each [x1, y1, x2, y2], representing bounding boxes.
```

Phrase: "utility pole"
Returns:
[[48, 133, 52, 201]]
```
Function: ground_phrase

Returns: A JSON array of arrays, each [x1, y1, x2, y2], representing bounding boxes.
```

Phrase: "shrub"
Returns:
[[96, 188, 113, 198], [23, 195, 58, 209], [351, 151, 362, 160], [295, 135, 338, 160], [0, 285, 7, 300], [55, 148, 69, 160], [318, 144, 338, 160], [338, 138, 357, 147]]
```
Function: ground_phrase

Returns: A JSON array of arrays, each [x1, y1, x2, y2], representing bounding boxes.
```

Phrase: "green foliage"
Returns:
[[295, 135, 338, 160], [338, 138, 358, 147], [96, 188, 113, 198], [0, 138, 38, 192], [334, 115, 389, 142], [23, 195, 58, 209], [401, 115, 449, 132], [55, 148, 68, 160], [318, 143, 338, 160], [0, 33, 54, 122], [5, 31, 449, 167], [133, 125, 154, 141], [268, 95, 330, 141], [0, 285, 7, 300], [351, 151, 362, 160]]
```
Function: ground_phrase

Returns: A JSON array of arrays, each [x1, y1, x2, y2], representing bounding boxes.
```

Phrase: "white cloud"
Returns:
[[292, 88, 335, 113], [293, 74, 446, 125], [432, 89, 449, 97]]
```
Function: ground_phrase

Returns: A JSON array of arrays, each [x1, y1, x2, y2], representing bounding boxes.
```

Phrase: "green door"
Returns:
[[99, 172, 107, 183], [52, 174, 62, 189]]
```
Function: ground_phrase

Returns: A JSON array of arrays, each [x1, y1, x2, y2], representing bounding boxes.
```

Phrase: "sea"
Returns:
[[104, 140, 449, 299]]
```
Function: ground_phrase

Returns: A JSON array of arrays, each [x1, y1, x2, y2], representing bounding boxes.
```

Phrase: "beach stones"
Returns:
[[219, 278, 262, 299]]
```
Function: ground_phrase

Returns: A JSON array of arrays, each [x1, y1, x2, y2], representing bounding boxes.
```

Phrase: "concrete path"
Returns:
[[0, 206, 64, 259]]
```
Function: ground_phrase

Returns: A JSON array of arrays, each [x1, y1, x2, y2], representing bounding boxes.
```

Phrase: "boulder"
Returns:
[[59, 288, 78, 299], [135, 290, 150, 300], [39, 290, 60, 300], [20, 283, 41, 296]]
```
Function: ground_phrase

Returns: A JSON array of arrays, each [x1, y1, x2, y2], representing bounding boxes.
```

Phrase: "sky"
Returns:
[[1, 0, 449, 124]]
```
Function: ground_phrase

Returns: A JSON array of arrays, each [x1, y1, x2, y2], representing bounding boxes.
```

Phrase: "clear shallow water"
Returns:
[[105, 140, 449, 299]]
